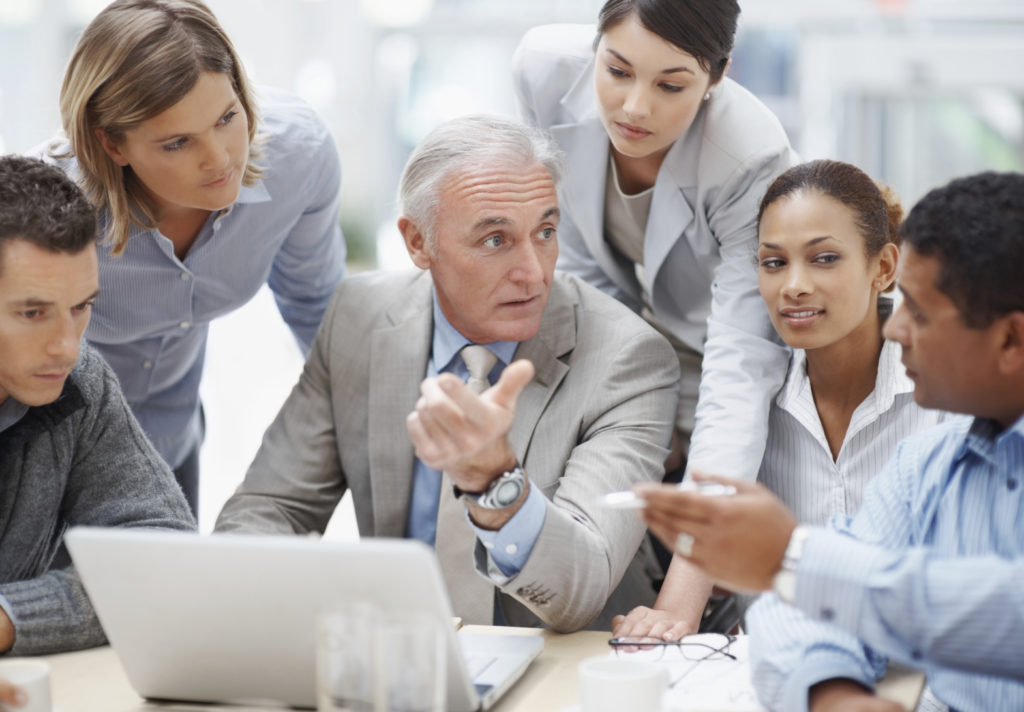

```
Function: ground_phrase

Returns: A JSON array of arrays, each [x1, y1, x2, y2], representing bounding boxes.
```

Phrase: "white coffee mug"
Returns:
[[0, 659, 52, 712], [578, 656, 667, 712]]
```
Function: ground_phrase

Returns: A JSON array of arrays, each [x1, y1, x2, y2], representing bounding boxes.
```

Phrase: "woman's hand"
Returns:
[[611, 606, 696, 641]]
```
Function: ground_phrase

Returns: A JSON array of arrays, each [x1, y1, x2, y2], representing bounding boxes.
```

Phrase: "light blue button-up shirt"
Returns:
[[406, 295, 547, 576], [747, 413, 1024, 712], [52, 88, 347, 469]]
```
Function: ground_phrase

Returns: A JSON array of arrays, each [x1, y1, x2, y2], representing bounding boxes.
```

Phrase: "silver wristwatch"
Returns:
[[454, 465, 526, 510]]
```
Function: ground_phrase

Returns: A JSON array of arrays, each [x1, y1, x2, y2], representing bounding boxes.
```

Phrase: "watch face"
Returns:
[[494, 479, 522, 506]]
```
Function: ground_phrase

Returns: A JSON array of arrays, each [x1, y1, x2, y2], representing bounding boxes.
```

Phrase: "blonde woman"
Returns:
[[50, 0, 347, 513]]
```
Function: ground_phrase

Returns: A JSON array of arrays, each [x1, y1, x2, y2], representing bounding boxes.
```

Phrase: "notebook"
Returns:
[[65, 527, 543, 711]]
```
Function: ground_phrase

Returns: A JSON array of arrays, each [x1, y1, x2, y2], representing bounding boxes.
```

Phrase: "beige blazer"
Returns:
[[513, 24, 796, 479], [216, 269, 679, 632]]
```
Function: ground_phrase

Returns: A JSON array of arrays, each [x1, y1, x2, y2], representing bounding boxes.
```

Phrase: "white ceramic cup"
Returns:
[[0, 659, 52, 712], [578, 656, 668, 712]]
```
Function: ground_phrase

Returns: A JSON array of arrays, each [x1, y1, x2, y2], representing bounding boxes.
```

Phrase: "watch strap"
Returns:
[[453, 464, 526, 510], [772, 525, 811, 604]]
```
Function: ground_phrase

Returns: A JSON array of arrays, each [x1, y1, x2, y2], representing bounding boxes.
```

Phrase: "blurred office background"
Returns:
[[2, 0, 1022, 531]]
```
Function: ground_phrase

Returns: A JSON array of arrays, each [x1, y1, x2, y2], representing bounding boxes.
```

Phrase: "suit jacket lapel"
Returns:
[[644, 132, 696, 290], [644, 116, 699, 291], [552, 57, 640, 301], [368, 272, 433, 536], [509, 278, 575, 458]]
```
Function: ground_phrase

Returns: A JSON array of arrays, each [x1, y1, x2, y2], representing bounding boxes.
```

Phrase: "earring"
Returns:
[[704, 92, 711, 101]]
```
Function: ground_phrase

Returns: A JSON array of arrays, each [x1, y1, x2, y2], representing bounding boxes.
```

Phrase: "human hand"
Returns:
[[637, 473, 797, 593], [611, 606, 697, 642], [406, 359, 534, 491], [810, 679, 907, 712], [0, 676, 27, 708]]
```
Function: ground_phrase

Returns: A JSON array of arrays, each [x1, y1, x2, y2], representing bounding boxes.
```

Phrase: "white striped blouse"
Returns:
[[758, 338, 951, 526]]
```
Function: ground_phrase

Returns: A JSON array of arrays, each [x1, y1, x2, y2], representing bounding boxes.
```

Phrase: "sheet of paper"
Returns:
[[609, 634, 767, 712]]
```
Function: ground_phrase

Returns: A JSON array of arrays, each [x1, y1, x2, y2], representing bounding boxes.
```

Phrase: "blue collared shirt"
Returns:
[[747, 413, 1024, 712], [405, 296, 547, 576], [50, 88, 347, 469]]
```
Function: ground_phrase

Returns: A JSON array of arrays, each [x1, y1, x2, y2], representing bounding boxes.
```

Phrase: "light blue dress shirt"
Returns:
[[50, 88, 347, 469], [747, 414, 1024, 712], [405, 295, 547, 576]]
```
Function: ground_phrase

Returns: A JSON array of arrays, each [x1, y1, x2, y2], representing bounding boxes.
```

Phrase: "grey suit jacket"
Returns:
[[513, 24, 795, 479], [216, 269, 679, 632]]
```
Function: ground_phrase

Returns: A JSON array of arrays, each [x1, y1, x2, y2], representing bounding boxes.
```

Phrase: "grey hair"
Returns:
[[398, 115, 564, 245]]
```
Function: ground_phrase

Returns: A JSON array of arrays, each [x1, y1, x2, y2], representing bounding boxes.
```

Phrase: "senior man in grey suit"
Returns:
[[216, 115, 679, 632]]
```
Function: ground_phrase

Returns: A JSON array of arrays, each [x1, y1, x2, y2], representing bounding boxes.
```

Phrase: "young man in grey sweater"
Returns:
[[0, 155, 195, 656]]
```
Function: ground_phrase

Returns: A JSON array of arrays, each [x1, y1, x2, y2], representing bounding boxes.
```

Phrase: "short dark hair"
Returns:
[[758, 159, 903, 262], [0, 155, 97, 275], [900, 171, 1024, 328], [597, 0, 740, 83]]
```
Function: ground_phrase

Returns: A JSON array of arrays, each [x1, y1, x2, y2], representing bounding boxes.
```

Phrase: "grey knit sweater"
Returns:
[[0, 344, 195, 655]]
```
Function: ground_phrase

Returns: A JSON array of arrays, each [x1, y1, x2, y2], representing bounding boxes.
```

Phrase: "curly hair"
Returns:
[[0, 155, 97, 274], [900, 171, 1024, 328]]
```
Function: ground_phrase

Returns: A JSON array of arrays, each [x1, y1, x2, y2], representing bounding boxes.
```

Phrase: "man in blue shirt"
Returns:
[[216, 115, 680, 632], [635, 171, 1024, 711]]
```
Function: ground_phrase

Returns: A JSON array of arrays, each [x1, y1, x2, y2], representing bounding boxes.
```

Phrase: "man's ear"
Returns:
[[997, 311, 1024, 376], [397, 216, 431, 270], [93, 128, 130, 167]]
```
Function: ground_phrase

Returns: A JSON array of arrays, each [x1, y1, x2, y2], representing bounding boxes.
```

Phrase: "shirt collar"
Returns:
[[0, 397, 30, 434], [212, 179, 272, 222], [956, 410, 1024, 466], [430, 291, 518, 373], [775, 338, 913, 415], [235, 179, 271, 205], [872, 339, 915, 411], [775, 347, 810, 411]]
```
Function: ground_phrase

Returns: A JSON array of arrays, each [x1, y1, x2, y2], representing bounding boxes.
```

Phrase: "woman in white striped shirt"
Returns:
[[617, 159, 953, 640], [753, 159, 951, 526]]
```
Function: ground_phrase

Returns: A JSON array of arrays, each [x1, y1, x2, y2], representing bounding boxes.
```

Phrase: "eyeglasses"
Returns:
[[608, 633, 737, 688], [608, 632, 736, 661]]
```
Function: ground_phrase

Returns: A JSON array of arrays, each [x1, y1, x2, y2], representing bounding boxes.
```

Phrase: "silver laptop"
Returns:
[[65, 527, 543, 711]]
